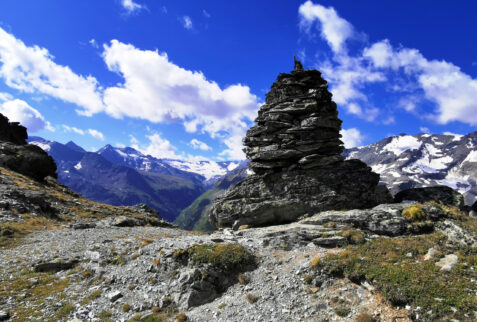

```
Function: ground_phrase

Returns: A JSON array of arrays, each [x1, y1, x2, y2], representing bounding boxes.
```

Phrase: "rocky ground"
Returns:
[[1, 178, 476, 321], [1, 223, 412, 322]]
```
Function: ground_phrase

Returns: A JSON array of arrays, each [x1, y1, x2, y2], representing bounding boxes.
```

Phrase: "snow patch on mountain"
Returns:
[[164, 160, 227, 181], [74, 162, 82, 170], [383, 136, 421, 156], [345, 132, 477, 205]]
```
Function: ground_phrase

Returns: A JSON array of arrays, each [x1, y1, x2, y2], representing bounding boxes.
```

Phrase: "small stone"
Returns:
[[436, 254, 458, 271], [106, 290, 123, 302], [424, 248, 437, 261], [0, 311, 9, 321], [406, 252, 413, 258]]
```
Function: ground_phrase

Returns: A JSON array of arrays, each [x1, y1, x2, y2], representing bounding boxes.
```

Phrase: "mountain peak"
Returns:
[[65, 141, 86, 153]]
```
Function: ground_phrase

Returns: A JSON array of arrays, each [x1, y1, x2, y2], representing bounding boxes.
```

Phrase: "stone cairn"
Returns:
[[210, 59, 391, 228]]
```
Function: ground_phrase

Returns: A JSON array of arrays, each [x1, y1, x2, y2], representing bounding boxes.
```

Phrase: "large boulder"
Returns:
[[0, 113, 57, 180], [210, 61, 392, 228], [394, 186, 465, 210], [0, 142, 57, 181], [0, 114, 27, 145]]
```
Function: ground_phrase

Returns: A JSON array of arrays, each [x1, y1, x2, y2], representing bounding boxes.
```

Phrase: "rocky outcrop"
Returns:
[[0, 113, 57, 181], [210, 62, 391, 228], [0, 114, 27, 145], [394, 186, 465, 210]]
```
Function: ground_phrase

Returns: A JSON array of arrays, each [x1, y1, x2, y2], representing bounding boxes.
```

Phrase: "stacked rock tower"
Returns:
[[210, 59, 391, 228]]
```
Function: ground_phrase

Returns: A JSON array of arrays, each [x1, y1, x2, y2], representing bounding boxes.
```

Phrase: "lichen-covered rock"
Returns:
[[210, 63, 391, 228], [394, 186, 465, 210]]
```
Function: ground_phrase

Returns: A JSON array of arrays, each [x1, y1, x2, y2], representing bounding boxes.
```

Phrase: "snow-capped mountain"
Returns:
[[96, 144, 246, 186], [27, 137, 247, 220], [27, 137, 205, 221], [344, 132, 477, 205], [163, 159, 246, 185]]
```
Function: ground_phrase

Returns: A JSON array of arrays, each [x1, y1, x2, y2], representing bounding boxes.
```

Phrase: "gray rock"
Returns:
[[0, 113, 27, 145], [424, 248, 437, 261], [106, 290, 123, 302], [0, 141, 57, 181], [436, 254, 458, 271], [394, 186, 466, 210], [0, 310, 9, 321], [34, 260, 78, 273]]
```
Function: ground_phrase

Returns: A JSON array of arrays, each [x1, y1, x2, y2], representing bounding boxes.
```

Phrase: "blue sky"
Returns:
[[0, 0, 476, 160]]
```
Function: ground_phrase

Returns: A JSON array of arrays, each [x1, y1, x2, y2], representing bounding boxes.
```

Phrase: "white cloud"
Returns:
[[420, 127, 430, 134], [62, 124, 85, 135], [299, 2, 477, 126], [0, 92, 13, 102], [121, 0, 144, 14], [341, 128, 364, 148], [89, 39, 99, 49], [0, 98, 54, 132], [88, 129, 105, 141], [0, 27, 104, 116], [202, 10, 211, 18], [189, 138, 212, 151], [135, 133, 181, 159], [364, 40, 477, 125], [299, 0, 353, 54], [62, 124, 104, 140], [101, 40, 259, 159], [182, 16, 193, 30], [219, 134, 246, 160], [129, 134, 139, 145], [0, 28, 260, 160]]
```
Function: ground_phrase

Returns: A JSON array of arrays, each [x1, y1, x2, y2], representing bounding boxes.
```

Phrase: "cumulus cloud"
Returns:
[[88, 129, 105, 141], [0, 28, 260, 160], [299, 0, 353, 53], [202, 10, 211, 18], [0, 27, 104, 116], [189, 138, 212, 151], [0, 92, 12, 102], [182, 16, 193, 30], [101, 40, 260, 159], [0, 98, 54, 132], [340, 128, 365, 148], [62, 124, 85, 135], [134, 133, 181, 159], [121, 0, 144, 14], [299, 1, 477, 126]]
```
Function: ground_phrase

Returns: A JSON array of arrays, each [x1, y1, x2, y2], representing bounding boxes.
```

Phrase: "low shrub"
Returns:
[[402, 204, 428, 221], [174, 243, 255, 271]]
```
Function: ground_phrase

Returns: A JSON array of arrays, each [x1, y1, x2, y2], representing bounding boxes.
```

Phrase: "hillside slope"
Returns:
[[174, 168, 249, 231]]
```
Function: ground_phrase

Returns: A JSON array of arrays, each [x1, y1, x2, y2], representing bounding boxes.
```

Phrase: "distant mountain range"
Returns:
[[28, 137, 245, 221], [29, 131, 477, 227], [344, 131, 477, 205]]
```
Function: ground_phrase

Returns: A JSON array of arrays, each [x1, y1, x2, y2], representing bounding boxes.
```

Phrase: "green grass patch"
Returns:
[[313, 232, 477, 320], [173, 243, 255, 271]]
